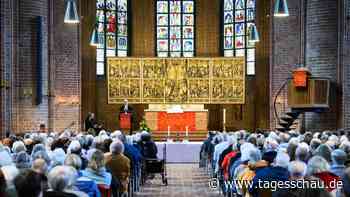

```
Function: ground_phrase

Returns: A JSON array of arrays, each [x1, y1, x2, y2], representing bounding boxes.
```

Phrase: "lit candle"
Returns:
[[168, 126, 170, 137], [186, 126, 189, 137], [223, 108, 226, 125]]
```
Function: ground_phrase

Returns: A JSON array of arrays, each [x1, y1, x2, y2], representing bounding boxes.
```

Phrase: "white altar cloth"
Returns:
[[156, 142, 202, 163]]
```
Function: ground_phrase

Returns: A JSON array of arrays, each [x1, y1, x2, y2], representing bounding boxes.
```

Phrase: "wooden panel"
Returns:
[[131, 0, 155, 57], [195, 112, 208, 130], [145, 112, 157, 130], [196, 0, 220, 56], [80, 0, 97, 130], [288, 78, 330, 108], [254, 0, 271, 129]]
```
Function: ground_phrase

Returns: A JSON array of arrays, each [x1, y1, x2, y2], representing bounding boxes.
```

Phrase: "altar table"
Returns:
[[156, 142, 202, 163]]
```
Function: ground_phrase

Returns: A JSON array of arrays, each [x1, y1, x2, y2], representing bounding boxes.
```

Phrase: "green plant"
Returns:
[[139, 119, 151, 132]]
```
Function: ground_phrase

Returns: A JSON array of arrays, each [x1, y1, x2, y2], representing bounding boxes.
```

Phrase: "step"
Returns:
[[286, 112, 300, 119]]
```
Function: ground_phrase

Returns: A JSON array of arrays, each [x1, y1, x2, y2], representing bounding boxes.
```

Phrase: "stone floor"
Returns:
[[135, 164, 220, 197]]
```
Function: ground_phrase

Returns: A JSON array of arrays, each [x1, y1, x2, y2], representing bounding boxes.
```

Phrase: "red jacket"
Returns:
[[221, 151, 237, 180]]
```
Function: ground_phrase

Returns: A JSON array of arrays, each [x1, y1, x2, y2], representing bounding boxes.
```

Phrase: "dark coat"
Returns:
[[249, 166, 290, 197]]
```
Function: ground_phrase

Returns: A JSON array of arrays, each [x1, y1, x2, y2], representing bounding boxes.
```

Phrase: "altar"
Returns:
[[156, 141, 202, 163], [144, 104, 208, 134]]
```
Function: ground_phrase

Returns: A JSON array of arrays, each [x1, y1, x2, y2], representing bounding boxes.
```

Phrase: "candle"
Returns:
[[168, 126, 170, 137], [223, 108, 226, 124], [186, 126, 189, 137]]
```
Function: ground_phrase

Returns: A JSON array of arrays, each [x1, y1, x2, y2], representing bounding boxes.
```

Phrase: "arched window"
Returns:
[[156, 0, 195, 57], [96, 0, 129, 75], [223, 0, 256, 75]]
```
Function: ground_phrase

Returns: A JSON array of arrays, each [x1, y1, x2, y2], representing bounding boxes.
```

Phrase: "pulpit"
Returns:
[[119, 112, 132, 132]]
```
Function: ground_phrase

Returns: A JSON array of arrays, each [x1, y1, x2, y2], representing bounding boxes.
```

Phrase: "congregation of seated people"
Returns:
[[0, 129, 158, 197], [200, 129, 350, 197]]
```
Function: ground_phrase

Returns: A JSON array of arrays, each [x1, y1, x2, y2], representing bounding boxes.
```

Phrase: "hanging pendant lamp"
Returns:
[[274, 0, 289, 17], [90, 28, 99, 47], [64, 0, 80, 24], [249, 24, 260, 43]]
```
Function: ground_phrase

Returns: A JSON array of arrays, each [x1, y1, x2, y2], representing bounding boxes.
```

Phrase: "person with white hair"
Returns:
[[32, 150, 51, 168], [11, 141, 26, 160], [110, 130, 123, 140], [0, 146, 14, 167], [91, 135, 107, 152], [288, 161, 307, 180], [330, 149, 347, 177], [31, 144, 46, 159], [81, 149, 112, 186], [295, 142, 310, 163], [15, 151, 32, 169], [105, 140, 131, 194], [272, 161, 331, 197], [307, 156, 340, 194], [46, 165, 88, 197], [67, 140, 81, 154], [217, 135, 238, 174], [50, 148, 66, 168], [310, 138, 322, 154], [1, 165, 19, 196], [220, 136, 238, 180], [32, 158, 48, 188], [314, 144, 332, 162], [64, 154, 101, 197], [67, 140, 88, 170], [287, 137, 300, 161], [235, 147, 262, 196], [213, 133, 230, 173], [249, 151, 290, 197]]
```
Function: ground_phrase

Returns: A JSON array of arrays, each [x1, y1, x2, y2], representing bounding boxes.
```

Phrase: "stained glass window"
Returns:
[[96, 0, 128, 75], [223, 0, 256, 75], [156, 0, 195, 57]]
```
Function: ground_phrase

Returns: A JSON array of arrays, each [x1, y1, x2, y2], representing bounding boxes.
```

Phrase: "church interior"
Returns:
[[1, 0, 350, 196]]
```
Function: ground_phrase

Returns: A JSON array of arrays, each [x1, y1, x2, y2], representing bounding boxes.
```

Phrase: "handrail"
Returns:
[[273, 79, 289, 125]]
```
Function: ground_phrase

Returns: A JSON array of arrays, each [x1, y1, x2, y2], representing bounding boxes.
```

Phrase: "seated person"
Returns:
[[64, 154, 101, 197], [46, 166, 88, 197], [14, 169, 42, 197], [105, 140, 130, 195], [81, 149, 112, 186], [139, 132, 158, 159]]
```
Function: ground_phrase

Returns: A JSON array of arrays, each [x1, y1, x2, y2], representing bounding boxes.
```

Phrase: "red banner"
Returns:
[[157, 112, 196, 132]]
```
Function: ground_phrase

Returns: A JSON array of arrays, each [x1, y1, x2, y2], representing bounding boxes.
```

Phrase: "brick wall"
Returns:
[[11, 0, 50, 133], [341, 0, 350, 131], [50, 0, 80, 132], [270, 0, 304, 129], [0, 0, 80, 135], [0, 0, 14, 137], [304, 0, 339, 131]]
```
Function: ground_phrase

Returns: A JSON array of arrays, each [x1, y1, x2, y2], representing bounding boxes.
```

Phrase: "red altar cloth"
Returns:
[[157, 112, 196, 132]]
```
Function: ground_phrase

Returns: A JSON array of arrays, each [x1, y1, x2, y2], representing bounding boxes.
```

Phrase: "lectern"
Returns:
[[119, 112, 132, 134]]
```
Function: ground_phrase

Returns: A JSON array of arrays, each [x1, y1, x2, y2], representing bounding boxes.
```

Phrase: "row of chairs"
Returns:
[[97, 158, 167, 197]]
